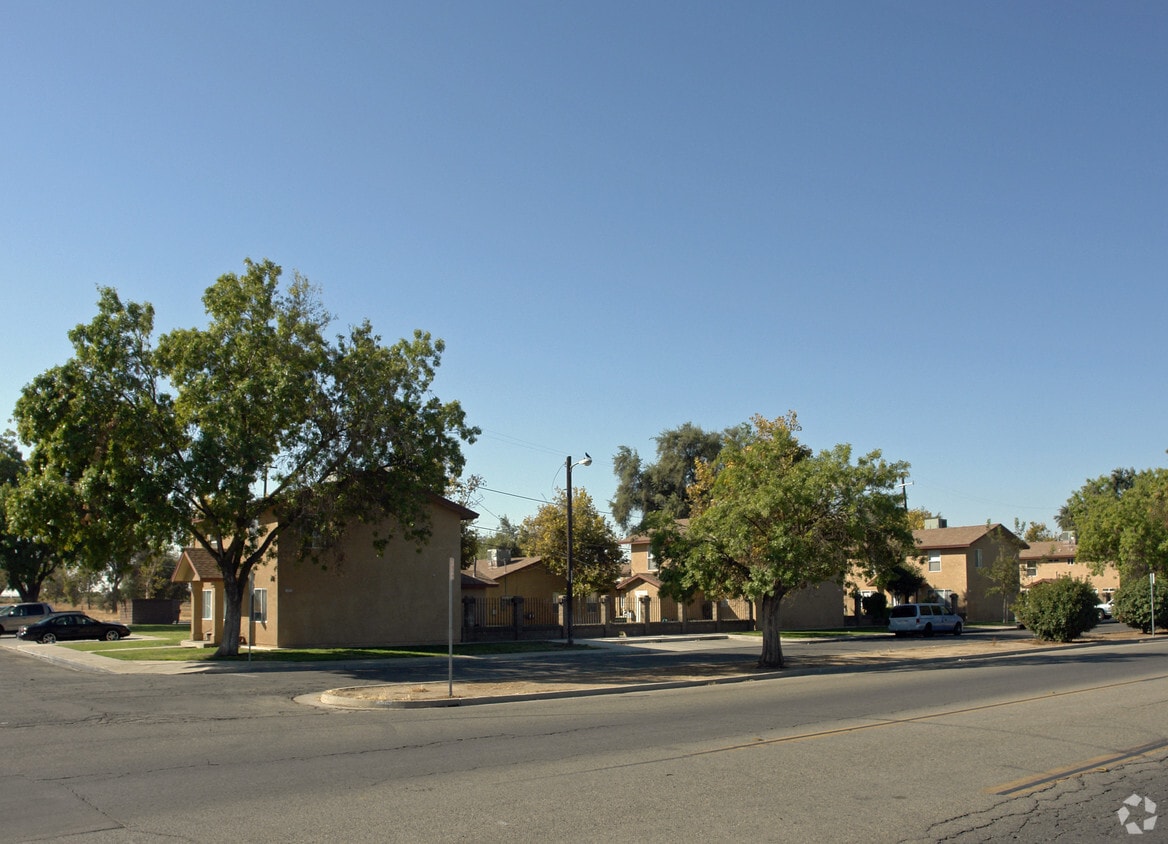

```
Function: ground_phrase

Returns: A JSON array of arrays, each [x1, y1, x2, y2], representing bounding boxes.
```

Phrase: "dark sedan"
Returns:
[[17, 612, 131, 644]]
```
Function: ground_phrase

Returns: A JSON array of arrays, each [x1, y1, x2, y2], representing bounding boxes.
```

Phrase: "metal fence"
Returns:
[[461, 594, 756, 641]]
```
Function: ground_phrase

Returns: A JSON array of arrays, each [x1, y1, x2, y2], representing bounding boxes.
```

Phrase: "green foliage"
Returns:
[[478, 514, 522, 560], [1014, 518, 1056, 542], [12, 259, 478, 656], [117, 550, 187, 601], [905, 508, 936, 531], [446, 474, 485, 569], [1012, 578, 1099, 642], [518, 488, 622, 595], [1060, 467, 1168, 583], [1111, 578, 1168, 634], [861, 591, 888, 621], [610, 423, 734, 532], [875, 561, 927, 603], [982, 547, 1023, 623], [654, 413, 913, 668], [0, 432, 62, 601]]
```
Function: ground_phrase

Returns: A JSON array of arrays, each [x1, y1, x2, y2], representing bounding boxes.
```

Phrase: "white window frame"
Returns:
[[928, 553, 942, 573], [201, 588, 214, 621], [251, 588, 268, 623]]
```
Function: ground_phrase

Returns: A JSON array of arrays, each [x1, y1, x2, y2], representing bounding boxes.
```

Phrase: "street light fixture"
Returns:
[[565, 453, 592, 646]]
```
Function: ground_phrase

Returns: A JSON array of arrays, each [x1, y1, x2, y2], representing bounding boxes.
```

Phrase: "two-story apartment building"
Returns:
[[1018, 537, 1119, 603], [619, 530, 843, 628], [852, 518, 1027, 623]]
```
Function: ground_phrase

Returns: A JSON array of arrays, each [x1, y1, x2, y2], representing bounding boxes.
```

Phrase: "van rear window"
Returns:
[[889, 606, 918, 618]]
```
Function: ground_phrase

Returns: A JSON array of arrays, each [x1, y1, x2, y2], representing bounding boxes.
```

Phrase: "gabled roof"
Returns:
[[913, 524, 1026, 551], [431, 493, 478, 521], [461, 571, 497, 590], [1019, 540, 1078, 561], [471, 556, 549, 577], [616, 572, 663, 591], [172, 547, 223, 583]]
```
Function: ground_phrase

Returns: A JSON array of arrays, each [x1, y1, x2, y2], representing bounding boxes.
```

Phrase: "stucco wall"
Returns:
[[778, 581, 845, 629], [274, 504, 464, 648], [1022, 561, 1120, 600], [483, 563, 565, 602]]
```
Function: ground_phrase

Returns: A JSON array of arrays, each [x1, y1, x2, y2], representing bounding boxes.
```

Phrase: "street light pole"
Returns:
[[896, 477, 913, 509], [565, 453, 592, 646]]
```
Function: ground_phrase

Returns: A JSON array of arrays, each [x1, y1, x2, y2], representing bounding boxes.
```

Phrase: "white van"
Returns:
[[888, 602, 962, 637]]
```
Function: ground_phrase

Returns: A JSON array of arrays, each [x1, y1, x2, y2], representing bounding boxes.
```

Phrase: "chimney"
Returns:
[[924, 517, 948, 530]]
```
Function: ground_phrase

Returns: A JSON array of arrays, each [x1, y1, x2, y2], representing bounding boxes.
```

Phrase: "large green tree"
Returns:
[[1060, 466, 1168, 582], [12, 259, 477, 655], [610, 422, 736, 532], [478, 514, 522, 561], [0, 431, 62, 601], [518, 488, 622, 595], [654, 414, 913, 669], [1014, 518, 1056, 543]]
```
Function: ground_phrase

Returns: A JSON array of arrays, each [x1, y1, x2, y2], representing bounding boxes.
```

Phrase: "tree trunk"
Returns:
[[758, 592, 785, 669], [216, 573, 247, 657]]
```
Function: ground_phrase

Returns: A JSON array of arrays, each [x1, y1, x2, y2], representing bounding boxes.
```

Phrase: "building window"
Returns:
[[928, 553, 941, 572], [647, 549, 658, 571], [1026, 563, 1037, 577], [201, 589, 213, 621], [251, 588, 268, 623], [974, 549, 983, 568]]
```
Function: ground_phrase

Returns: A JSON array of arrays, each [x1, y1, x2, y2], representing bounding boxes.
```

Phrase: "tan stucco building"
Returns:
[[908, 522, 1027, 622], [173, 495, 476, 648], [1019, 538, 1120, 602], [620, 532, 844, 629], [466, 554, 565, 604], [852, 519, 1027, 623]]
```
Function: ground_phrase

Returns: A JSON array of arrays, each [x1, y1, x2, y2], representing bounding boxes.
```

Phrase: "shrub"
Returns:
[[861, 592, 888, 622], [1112, 579, 1168, 634], [1013, 578, 1099, 642]]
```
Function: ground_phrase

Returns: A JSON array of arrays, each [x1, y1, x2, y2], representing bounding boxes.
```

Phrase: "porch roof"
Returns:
[[172, 547, 223, 583], [616, 572, 663, 591]]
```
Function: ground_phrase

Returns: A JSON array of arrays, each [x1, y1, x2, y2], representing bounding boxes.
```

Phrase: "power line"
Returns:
[[478, 485, 551, 505], [476, 485, 616, 519]]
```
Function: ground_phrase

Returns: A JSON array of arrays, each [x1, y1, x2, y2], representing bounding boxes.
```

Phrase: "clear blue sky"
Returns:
[[2, 1, 1165, 540]]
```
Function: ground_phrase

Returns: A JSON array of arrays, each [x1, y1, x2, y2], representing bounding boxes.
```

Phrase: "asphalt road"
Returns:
[[1, 630, 1165, 843]]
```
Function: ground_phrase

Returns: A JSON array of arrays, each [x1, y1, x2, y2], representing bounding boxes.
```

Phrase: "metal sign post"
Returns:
[[1151, 572, 1157, 636], [248, 571, 255, 662], [448, 557, 455, 696]]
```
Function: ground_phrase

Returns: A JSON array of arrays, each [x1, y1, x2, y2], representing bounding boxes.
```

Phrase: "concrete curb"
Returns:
[[318, 670, 787, 709]]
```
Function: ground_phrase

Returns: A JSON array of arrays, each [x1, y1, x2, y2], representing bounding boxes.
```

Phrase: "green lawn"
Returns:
[[737, 626, 890, 639], [56, 622, 1009, 663], [59, 626, 579, 662]]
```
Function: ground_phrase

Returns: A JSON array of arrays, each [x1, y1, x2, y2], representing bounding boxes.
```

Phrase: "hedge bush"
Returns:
[[1013, 578, 1099, 642], [861, 592, 888, 622], [1112, 579, 1168, 634]]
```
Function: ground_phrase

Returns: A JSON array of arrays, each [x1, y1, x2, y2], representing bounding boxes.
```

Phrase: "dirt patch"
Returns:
[[320, 629, 1152, 707]]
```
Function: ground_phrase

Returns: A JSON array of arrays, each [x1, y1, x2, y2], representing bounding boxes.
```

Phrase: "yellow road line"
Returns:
[[987, 739, 1168, 796]]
